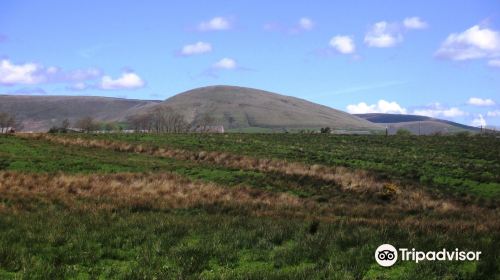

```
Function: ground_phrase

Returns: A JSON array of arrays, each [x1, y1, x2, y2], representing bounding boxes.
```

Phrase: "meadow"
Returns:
[[0, 133, 499, 279]]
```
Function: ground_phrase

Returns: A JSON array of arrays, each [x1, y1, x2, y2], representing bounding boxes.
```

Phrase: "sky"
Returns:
[[1, 0, 500, 127]]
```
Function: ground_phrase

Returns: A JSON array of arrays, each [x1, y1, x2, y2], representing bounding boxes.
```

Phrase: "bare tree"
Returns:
[[0, 112, 18, 133], [193, 113, 216, 133], [61, 119, 70, 130], [127, 106, 188, 133], [76, 116, 99, 133]]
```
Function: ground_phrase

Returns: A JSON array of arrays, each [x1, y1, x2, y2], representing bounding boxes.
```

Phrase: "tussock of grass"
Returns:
[[0, 171, 301, 215], [1, 171, 498, 234]]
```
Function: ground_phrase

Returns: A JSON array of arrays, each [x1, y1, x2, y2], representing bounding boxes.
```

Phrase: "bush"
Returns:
[[320, 127, 331, 134]]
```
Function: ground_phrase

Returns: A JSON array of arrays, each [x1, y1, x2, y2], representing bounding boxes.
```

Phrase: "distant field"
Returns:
[[0, 134, 499, 279]]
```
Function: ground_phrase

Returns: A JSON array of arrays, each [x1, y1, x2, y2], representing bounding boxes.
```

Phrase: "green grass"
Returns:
[[62, 133, 500, 198], [0, 135, 336, 199], [1, 134, 499, 279], [0, 205, 497, 279]]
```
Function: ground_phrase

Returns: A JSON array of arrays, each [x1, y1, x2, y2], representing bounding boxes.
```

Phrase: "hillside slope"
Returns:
[[158, 85, 382, 131], [0, 95, 159, 131]]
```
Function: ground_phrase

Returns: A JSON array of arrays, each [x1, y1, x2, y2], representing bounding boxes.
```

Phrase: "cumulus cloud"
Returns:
[[212, 58, 237, 70], [298, 17, 314, 31], [99, 72, 145, 90], [0, 59, 47, 85], [487, 110, 500, 117], [180, 41, 212, 56], [403, 17, 428, 30], [435, 25, 500, 61], [0, 59, 101, 86], [364, 21, 403, 48], [467, 97, 496, 106], [198, 17, 231, 31], [412, 103, 467, 118], [471, 114, 487, 127], [329, 35, 356, 54], [346, 100, 407, 114], [488, 59, 500, 67]]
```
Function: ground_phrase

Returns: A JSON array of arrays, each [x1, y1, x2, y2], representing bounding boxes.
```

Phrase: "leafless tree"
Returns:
[[76, 116, 99, 133], [0, 112, 18, 133], [126, 106, 188, 133], [61, 119, 70, 130], [193, 113, 216, 133]]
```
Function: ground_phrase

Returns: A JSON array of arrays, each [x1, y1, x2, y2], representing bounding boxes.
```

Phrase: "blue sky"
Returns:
[[1, 0, 500, 126]]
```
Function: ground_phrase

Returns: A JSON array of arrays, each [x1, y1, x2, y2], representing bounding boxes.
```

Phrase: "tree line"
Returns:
[[50, 106, 217, 133], [126, 106, 216, 133]]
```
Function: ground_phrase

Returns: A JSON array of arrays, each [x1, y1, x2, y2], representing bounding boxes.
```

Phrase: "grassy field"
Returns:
[[57, 133, 500, 198], [0, 133, 499, 279]]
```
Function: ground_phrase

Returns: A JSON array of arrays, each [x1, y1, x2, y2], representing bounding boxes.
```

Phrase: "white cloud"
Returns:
[[487, 110, 500, 117], [488, 59, 500, 67], [403, 17, 428, 30], [329, 35, 356, 54], [413, 107, 466, 118], [467, 97, 496, 106], [99, 72, 145, 90], [412, 103, 467, 118], [180, 41, 212, 56], [346, 100, 407, 114], [198, 17, 231, 31], [364, 21, 403, 48], [0, 59, 45, 85], [0, 59, 101, 85], [213, 58, 237, 70], [471, 114, 487, 127], [298, 17, 314, 31], [435, 25, 500, 61]]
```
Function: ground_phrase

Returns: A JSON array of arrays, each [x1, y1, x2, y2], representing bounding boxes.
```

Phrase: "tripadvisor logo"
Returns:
[[375, 244, 481, 267]]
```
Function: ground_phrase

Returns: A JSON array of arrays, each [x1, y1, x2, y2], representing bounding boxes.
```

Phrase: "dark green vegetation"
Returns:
[[67, 133, 500, 198], [0, 134, 499, 279], [1, 207, 497, 279]]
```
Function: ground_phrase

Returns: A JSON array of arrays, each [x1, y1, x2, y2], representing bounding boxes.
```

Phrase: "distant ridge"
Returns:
[[356, 113, 480, 134], [1, 86, 384, 132], [0, 95, 160, 131]]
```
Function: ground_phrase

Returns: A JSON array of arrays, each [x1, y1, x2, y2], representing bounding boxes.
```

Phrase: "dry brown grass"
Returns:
[[19, 134, 471, 213], [18, 134, 410, 193], [0, 171, 301, 214], [1, 171, 498, 233]]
